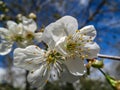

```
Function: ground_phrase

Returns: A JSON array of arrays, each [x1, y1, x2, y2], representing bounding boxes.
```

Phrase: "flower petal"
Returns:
[[14, 45, 46, 71], [60, 65, 80, 83], [0, 28, 9, 38], [7, 21, 17, 29], [83, 42, 100, 59], [34, 32, 43, 42], [64, 57, 86, 76], [7, 21, 18, 34], [27, 64, 50, 88], [22, 17, 37, 32], [42, 16, 78, 49], [7, 21, 24, 35], [53, 36, 67, 55], [0, 41, 13, 55], [56, 16, 78, 35], [79, 25, 96, 40]]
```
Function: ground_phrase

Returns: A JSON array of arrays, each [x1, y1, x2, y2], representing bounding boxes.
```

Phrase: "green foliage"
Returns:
[[0, 83, 20, 90], [44, 82, 74, 90], [0, 79, 113, 90], [80, 78, 113, 90]]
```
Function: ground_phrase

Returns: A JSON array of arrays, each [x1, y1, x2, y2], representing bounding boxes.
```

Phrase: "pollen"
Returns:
[[76, 30, 80, 32], [33, 52, 37, 55], [81, 55, 85, 60], [26, 32, 34, 40], [85, 55, 88, 57], [13, 35, 23, 42], [87, 40, 92, 42], [88, 48, 90, 51], [31, 70, 34, 73], [84, 33, 87, 35], [27, 61, 32, 64], [46, 50, 62, 65], [45, 80, 48, 83], [79, 38, 83, 41]]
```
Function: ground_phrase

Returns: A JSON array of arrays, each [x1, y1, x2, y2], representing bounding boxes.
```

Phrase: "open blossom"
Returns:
[[14, 45, 67, 88], [42, 16, 100, 76], [14, 45, 84, 88], [0, 17, 42, 55], [14, 16, 100, 88]]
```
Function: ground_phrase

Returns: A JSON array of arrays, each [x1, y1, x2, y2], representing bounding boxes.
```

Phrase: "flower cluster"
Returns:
[[0, 16, 100, 88], [0, 17, 42, 55]]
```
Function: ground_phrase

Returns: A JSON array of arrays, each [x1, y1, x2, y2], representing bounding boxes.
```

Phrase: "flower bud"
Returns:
[[106, 75, 120, 90], [0, 1, 3, 5], [91, 60, 104, 68], [16, 14, 23, 21], [29, 13, 36, 19], [0, 14, 5, 20]]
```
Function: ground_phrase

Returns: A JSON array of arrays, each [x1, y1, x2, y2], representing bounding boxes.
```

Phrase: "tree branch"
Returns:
[[81, 0, 106, 27], [98, 54, 120, 60]]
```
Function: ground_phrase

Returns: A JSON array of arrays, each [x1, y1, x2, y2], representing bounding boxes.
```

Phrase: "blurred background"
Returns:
[[0, 0, 120, 90]]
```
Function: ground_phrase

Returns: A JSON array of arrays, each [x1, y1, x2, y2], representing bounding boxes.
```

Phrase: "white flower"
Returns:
[[42, 16, 100, 76], [14, 45, 65, 88], [0, 17, 42, 55]]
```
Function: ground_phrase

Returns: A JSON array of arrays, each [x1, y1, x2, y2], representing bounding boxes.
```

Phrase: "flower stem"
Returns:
[[98, 54, 120, 61], [25, 70, 30, 90], [98, 68, 116, 90]]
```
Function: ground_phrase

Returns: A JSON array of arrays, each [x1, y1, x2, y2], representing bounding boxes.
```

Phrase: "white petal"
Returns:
[[22, 17, 37, 32], [34, 32, 43, 42], [60, 65, 80, 83], [0, 28, 9, 38], [27, 64, 50, 88], [83, 42, 100, 59], [7, 21, 17, 29], [16, 23, 24, 35], [79, 25, 96, 40], [14, 45, 46, 71], [56, 16, 78, 35], [7, 21, 18, 34], [42, 16, 78, 49], [55, 36, 68, 56], [64, 57, 86, 76], [0, 41, 13, 55]]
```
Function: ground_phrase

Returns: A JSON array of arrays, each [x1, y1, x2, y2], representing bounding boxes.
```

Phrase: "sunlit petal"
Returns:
[[34, 32, 43, 42], [64, 57, 86, 76], [27, 64, 50, 88], [83, 42, 100, 59], [80, 25, 96, 40], [22, 17, 37, 32], [0, 41, 13, 55], [14, 45, 45, 71], [42, 16, 78, 49]]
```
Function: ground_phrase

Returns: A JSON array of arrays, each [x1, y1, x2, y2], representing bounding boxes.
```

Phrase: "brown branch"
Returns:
[[98, 54, 120, 60], [81, 0, 106, 27]]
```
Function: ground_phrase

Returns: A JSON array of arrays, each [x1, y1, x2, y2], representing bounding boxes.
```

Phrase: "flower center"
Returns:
[[66, 38, 77, 52], [65, 30, 92, 60], [12, 35, 24, 42], [46, 50, 63, 65], [25, 32, 34, 40]]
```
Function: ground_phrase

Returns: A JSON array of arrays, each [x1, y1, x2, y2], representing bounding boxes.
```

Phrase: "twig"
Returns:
[[98, 54, 120, 60], [25, 70, 30, 90], [81, 0, 106, 27], [98, 68, 116, 90]]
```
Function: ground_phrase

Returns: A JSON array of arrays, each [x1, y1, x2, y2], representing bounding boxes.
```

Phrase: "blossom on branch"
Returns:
[[13, 16, 100, 88], [0, 17, 42, 55], [42, 16, 100, 76], [14, 45, 65, 88]]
